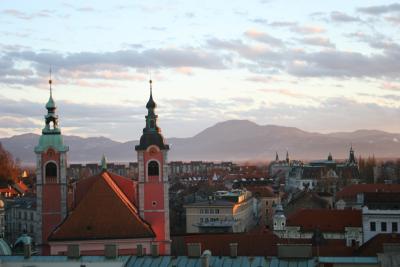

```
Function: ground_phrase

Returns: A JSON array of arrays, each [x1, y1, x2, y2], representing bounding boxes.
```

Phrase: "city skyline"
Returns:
[[1, 0, 400, 141]]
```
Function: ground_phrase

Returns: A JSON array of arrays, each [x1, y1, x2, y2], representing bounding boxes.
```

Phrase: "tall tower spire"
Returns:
[[35, 75, 68, 254], [135, 80, 170, 254]]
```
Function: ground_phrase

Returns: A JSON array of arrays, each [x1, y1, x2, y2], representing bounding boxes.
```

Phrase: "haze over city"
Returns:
[[1, 0, 400, 141]]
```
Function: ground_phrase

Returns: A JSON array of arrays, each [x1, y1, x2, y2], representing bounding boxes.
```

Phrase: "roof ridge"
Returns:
[[101, 172, 154, 233], [101, 171, 138, 214]]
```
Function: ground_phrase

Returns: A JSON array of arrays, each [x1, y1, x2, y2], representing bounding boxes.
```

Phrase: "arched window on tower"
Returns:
[[45, 162, 58, 184], [148, 161, 159, 176]]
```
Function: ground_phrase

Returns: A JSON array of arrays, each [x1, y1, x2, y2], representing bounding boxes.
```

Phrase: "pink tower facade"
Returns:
[[135, 80, 171, 255], [35, 81, 68, 254]]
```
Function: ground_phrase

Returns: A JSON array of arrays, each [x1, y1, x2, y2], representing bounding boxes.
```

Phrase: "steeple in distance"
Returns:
[[349, 144, 356, 164]]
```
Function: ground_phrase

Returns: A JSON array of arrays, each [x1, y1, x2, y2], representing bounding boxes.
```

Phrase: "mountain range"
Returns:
[[1, 120, 400, 164]]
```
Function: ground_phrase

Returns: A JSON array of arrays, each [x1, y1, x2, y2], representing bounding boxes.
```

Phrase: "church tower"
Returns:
[[35, 77, 68, 254], [135, 80, 170, 255], [349, 145, 356, 165]]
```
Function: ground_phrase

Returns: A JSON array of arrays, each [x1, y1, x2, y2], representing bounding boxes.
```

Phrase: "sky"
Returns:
[[0, 0, 400, 141]]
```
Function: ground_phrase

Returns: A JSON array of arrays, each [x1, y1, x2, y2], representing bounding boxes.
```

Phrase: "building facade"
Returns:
[[185, 189, 259, 233]]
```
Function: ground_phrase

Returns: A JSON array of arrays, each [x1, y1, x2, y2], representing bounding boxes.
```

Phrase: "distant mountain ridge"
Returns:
[[1, 120, 400, 164]]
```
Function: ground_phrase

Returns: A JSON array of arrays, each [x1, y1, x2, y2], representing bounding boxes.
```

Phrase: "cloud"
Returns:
[[330, 11, 360, 22], [250, 18, 268, 25], [386, 15, 400, 25], [381, 82, 400, 91], [269, 21, 297, 27], [290, 25, 326, 34], [357, 3, 400, 15], [208, 36, 400, 78], [298, 37, 335, 48], [244, 29, 283, 46], [2, 9, 53, 20], [0, 47, 227, 86], [7, 48, 226, 70]]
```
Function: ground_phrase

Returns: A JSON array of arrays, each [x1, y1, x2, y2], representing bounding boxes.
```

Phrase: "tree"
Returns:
[[0, 142, 19, 184]]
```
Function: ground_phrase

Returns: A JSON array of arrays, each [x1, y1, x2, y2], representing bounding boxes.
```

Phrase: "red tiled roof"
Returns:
[[286, 209, 362, 232], [49, 170, 154, 241], [336, 184, 400, 199], [173, 232, 355, 256], [180, 231, 280, 256], [357, 233, 400, 256], [73, 171, 137, 209]]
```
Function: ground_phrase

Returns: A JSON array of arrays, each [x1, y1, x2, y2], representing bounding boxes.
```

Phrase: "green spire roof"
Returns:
[[46, 94, 56, 110], [101, 154, 107, 171], [146, 80, 156, 110]]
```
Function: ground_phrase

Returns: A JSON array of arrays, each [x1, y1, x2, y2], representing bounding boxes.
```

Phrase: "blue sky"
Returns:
[[1, 0, 400, 141]]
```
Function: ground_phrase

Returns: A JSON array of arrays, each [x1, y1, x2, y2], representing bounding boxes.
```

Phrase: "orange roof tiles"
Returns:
[[286, 209, 362, 232], [73, 171, 137, 209], [49, 170, 154, 241]]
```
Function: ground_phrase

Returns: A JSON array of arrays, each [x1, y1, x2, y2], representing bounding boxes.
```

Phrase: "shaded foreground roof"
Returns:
[[173, 232, 280, 256], [286, 209, 362, 232], [357, 233, 400, 256], [49, 170, 154, 241], [336, 184, 400, 199], [173, 233, 357, 257]]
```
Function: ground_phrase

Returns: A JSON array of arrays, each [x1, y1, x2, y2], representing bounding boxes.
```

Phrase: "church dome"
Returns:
[[14, 233, 32, 247]]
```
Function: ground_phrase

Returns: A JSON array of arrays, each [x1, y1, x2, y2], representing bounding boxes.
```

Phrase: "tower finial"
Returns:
[[149, 79, 153, 96], [49, 67, 53, 97]]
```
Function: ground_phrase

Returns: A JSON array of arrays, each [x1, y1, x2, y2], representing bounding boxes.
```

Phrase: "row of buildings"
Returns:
[[67, 161, 237, 181]]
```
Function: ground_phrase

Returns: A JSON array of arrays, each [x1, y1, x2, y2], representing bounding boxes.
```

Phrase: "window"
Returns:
[[215, 209, 219, 214], [381, 222, 387, 232], [45, 162, 57, 183], [210, 209, 214, 214], [370, 222, 376, 231], [205, 209, 209, 214], [200, 218, 203, 223], [393, 222, 398, 232], [148, 161, 159, 176], [200, 209, 203, 214]]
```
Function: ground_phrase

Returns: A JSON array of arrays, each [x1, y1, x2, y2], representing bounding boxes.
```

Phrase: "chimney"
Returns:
[[23, 244, 31, 259], [201, 254, 209, 267], [104, 244, 118, 259], [229, 243, 238, 258], [187, 243, 202, 258], [136, 244, 144, 257], [151, 243, 159, 257], [67, 244, 80, 259]]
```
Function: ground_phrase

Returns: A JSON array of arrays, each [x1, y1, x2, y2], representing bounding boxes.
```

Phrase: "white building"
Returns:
[[184, 189, 260, 233], [362, 206, 400, 243]]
